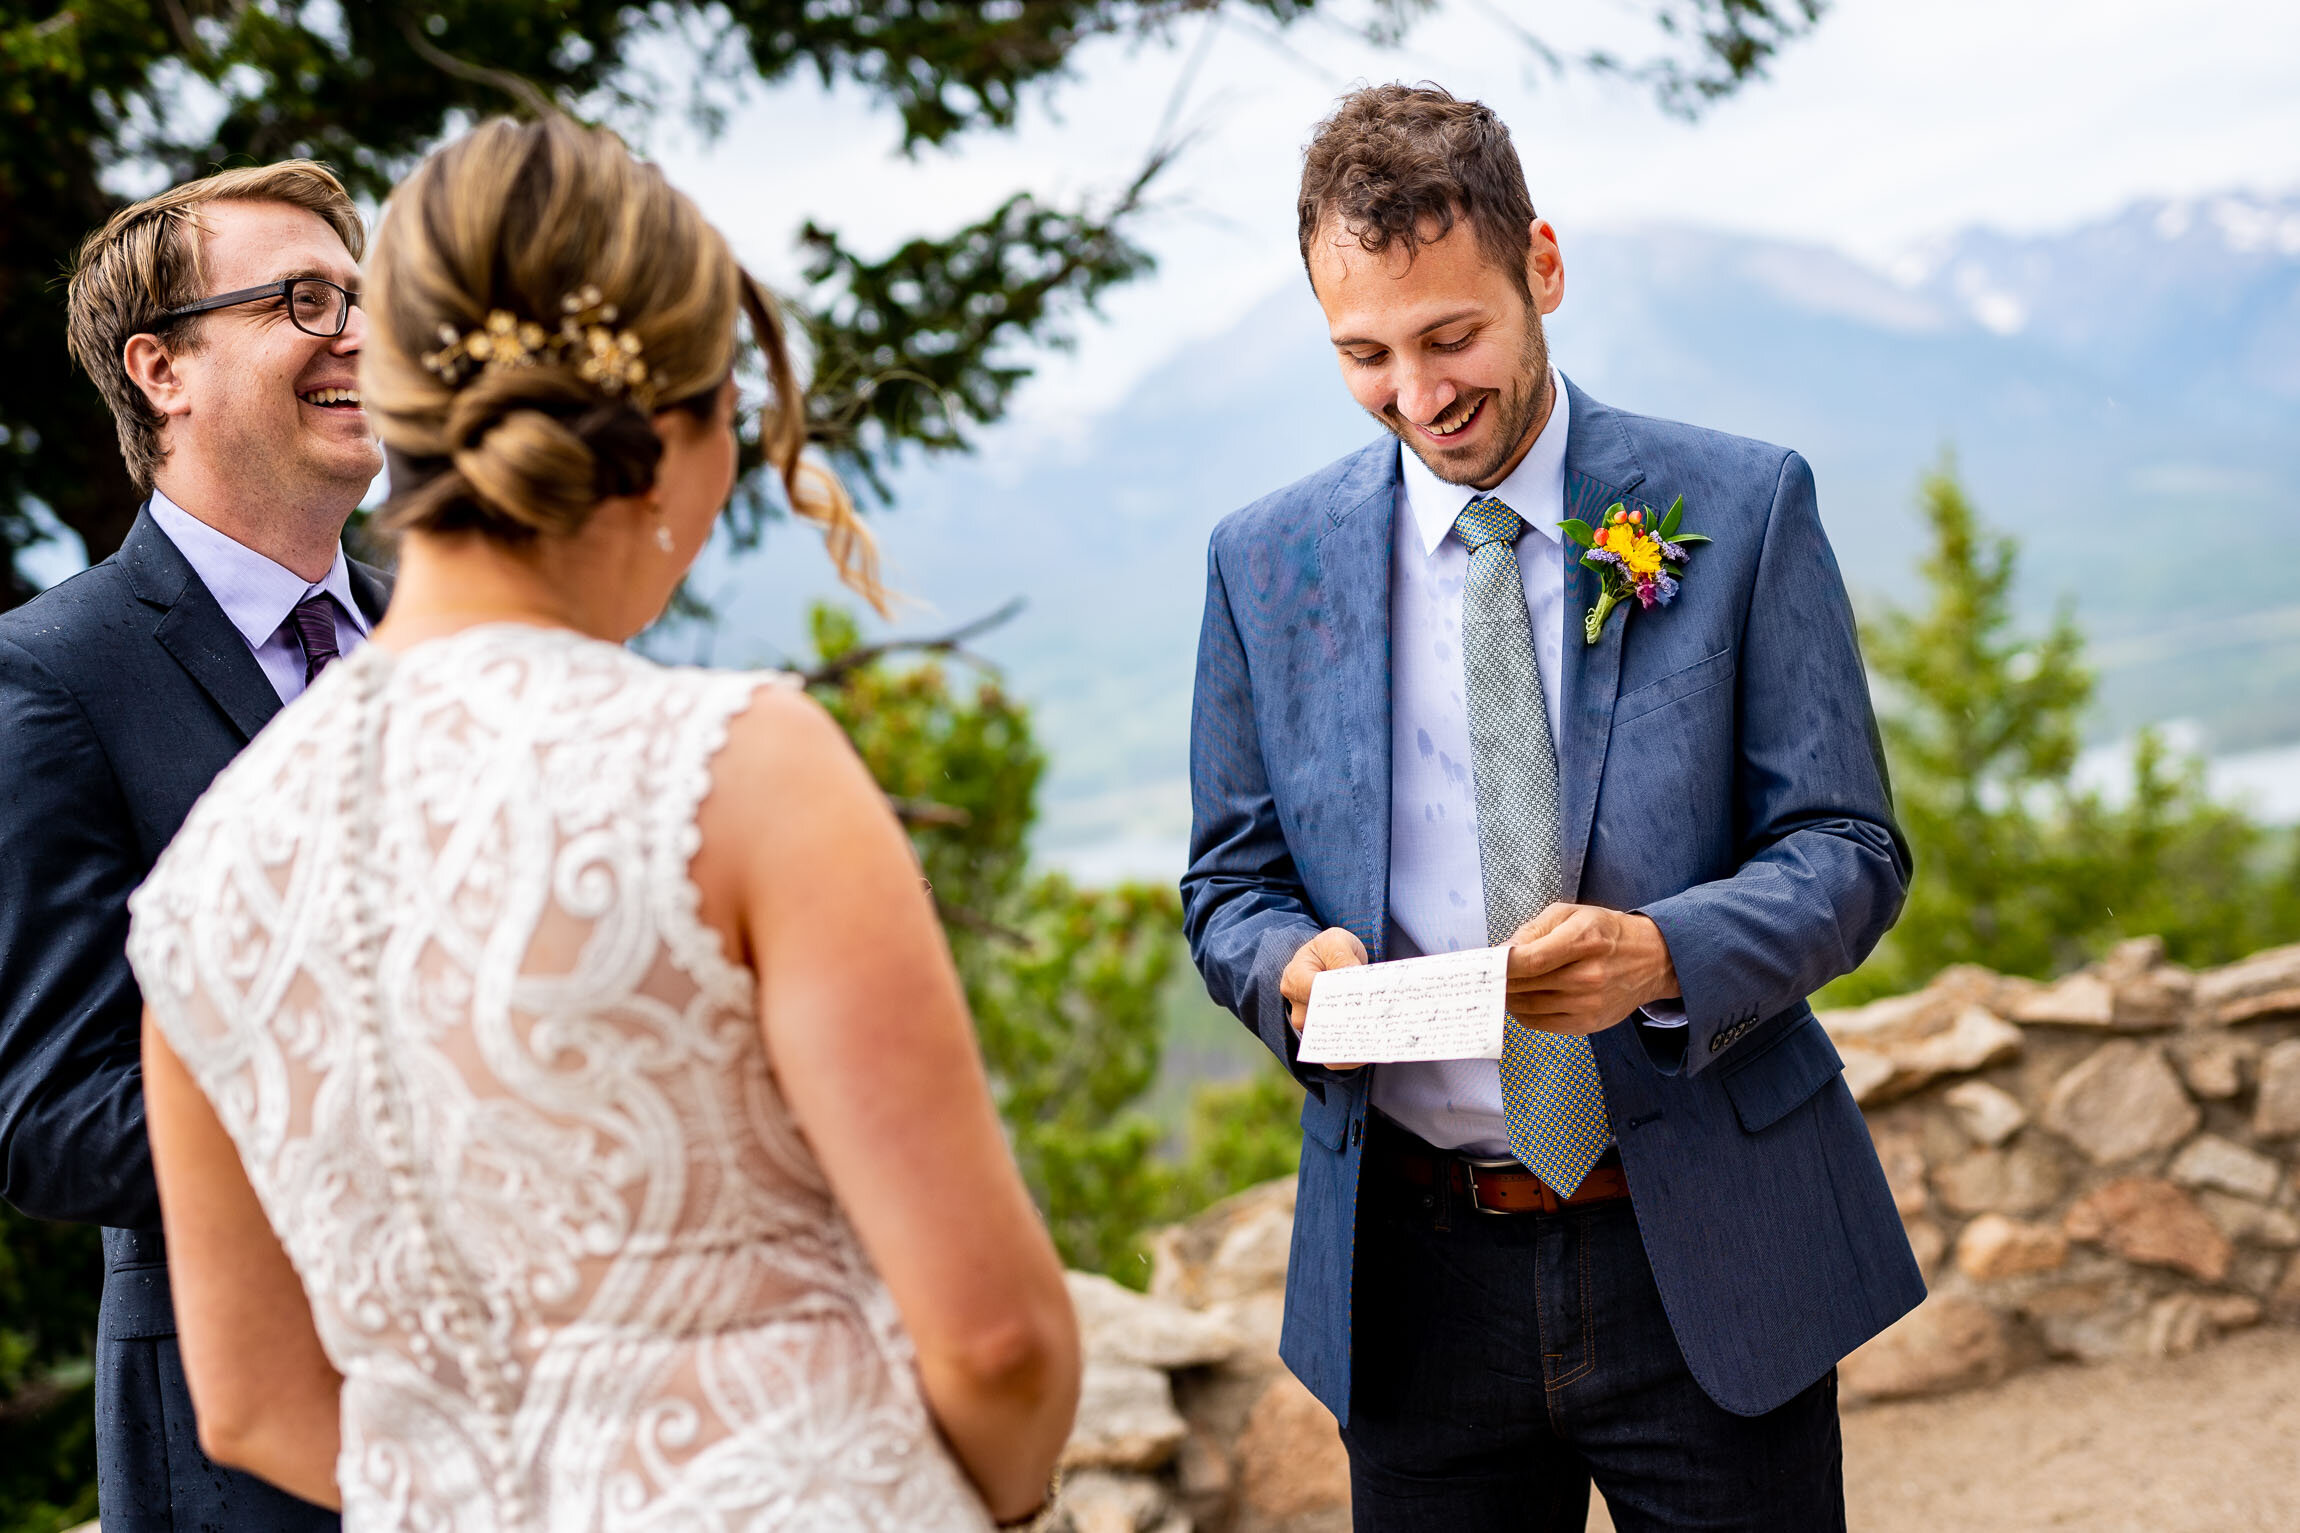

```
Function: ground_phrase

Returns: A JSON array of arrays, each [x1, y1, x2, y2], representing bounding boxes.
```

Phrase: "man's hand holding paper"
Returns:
[[1290, 903, 1680, 1065]]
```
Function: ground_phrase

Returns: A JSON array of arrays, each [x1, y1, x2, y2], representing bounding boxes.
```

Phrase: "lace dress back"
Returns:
[[128, 624, 991, 1532]]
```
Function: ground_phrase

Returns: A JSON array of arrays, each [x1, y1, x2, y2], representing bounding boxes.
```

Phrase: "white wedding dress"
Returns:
[[128, 623, 993, 1532]]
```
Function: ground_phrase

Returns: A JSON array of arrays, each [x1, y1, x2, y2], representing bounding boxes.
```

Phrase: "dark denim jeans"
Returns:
[[1341, 1119, 1845, 1533]]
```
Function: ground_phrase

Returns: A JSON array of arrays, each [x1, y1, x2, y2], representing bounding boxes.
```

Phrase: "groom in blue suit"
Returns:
[[1182, 86, 1921, 1530]]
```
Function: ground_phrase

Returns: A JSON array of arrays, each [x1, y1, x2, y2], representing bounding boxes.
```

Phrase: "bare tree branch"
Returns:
[[891, 797, 973, 829], [399, 14, 560, 118], [798, 597, 1026, 690]]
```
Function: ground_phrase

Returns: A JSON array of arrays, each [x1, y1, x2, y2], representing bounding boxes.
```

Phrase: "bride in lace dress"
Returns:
[[127, 116, 1079, 1531]]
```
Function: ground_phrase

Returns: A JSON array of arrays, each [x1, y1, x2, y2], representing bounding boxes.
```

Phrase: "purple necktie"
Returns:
[[289, 594, 342, 685]]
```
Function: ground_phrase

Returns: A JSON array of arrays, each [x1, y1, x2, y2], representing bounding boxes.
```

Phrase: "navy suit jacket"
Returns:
[[0, 506, 386, 1527], [1182, 380, 1924, 1421]]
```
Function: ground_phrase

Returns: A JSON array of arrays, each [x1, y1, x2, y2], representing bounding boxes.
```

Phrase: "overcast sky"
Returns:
[[645, 0, 2300, 439]]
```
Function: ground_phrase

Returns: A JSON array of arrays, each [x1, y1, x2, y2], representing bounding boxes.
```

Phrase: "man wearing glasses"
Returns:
[[0, 162, 387, 1530]]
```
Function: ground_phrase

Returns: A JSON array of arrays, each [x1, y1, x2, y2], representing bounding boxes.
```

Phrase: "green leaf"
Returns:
[[1671, 532, 1713, 546], [1560, 518, 1595, 546], [1660, 496, 1685, 538]]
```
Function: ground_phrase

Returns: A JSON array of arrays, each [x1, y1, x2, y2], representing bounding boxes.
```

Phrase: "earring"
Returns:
[[654, 521, 675, 554]]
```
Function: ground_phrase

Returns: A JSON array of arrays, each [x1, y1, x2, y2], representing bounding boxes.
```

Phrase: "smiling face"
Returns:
[[149, 198, 382, 511], [1309, 212, 1564, 490]]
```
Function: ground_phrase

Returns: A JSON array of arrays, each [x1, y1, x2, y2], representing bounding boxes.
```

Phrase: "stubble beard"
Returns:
[[1387, 307, 1552, 490]]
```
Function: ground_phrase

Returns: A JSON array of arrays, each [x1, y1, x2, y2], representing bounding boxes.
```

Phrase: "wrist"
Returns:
[[992, 1468, 1062, 1530], [1627, 913, 1679, 1008]]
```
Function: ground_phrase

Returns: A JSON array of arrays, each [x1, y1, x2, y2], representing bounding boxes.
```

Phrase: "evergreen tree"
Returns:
[[1835, 464, 2300, 1002]]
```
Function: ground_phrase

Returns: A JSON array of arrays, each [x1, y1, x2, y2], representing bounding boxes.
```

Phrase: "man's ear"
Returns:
[[1525, 218, 1565, 318], [122, 333, 193, 421]]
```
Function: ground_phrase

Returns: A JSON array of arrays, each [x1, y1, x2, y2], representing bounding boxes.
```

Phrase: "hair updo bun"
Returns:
[[363, 114, 884, 610], [388, 368, 664, 541]]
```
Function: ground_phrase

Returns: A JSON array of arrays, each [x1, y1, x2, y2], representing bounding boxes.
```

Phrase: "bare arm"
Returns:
[[141, 1012, 342, 1507], [696, 687, 1080, 1522]]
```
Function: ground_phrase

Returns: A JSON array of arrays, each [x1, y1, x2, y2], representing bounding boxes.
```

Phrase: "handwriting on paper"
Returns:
[[1298, 945, 1509, 1065]]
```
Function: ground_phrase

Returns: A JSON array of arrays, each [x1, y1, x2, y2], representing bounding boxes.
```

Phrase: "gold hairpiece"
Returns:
[[420, 286, 666, 411]]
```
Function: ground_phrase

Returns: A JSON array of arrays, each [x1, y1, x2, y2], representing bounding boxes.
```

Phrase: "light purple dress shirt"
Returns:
[[1370, 375, 1680, 1157], [148, 491, 371, 705]]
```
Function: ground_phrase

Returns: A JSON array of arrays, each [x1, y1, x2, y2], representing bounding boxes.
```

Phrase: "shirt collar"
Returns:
[[147, 489, 370, 648], [1398, 367, 1571, 558]]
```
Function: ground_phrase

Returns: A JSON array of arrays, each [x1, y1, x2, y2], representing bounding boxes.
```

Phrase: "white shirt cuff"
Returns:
[[1638, 999, 1689, 1028]]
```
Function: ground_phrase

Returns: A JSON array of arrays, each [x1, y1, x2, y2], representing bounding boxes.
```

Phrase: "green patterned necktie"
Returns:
[[1453, 496, 1613, 1197]]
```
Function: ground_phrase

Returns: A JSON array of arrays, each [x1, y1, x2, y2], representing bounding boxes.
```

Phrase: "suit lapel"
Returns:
[[1310, 443, 1400, 959], [1555, 380, 1648, 902], [346, 558, 394, 626], [120, 508, 283, 743]]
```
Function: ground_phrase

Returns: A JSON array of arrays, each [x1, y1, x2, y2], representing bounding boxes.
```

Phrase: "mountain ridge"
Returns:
[[682, 189, 2300, 874]]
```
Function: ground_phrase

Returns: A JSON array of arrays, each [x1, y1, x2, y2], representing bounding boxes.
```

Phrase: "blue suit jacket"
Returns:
[[1181, 380, 1923, 1421], [0, 507, 384, 1529]]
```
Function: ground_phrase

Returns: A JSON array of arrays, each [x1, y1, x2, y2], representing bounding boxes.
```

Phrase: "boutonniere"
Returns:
[[1559, 496, 1710, 644]]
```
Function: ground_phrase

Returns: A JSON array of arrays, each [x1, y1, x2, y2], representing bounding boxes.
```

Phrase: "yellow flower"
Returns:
[[1618, 531, 1664, 578]]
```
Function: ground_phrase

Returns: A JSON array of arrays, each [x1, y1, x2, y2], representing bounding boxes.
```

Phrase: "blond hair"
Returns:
[[364, 115, 881, 613], [65, 161, 365, 490]]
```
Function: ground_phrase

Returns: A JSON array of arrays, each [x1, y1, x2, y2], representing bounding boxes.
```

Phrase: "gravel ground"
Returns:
[[1591, 1326, 2300, 1531]]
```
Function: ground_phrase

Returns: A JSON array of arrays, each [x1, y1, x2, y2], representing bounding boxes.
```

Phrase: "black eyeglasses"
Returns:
[[160, 277, 359, 338]]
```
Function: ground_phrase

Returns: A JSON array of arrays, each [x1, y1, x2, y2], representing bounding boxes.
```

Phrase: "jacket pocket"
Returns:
[[1300, 1086, 1351, 1150], [1717, 1009, 1843, 1133], [1615, 647, 1734, 726]]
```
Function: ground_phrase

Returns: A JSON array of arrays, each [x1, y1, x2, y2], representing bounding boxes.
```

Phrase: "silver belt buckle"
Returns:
[[1461, 1154, 1526, 1215]]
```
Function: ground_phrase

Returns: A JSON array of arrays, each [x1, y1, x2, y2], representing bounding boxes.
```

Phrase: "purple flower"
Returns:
[[1651, 570, 1681, 606], [1656, 539, 1688, 563], [1634, 575, 1659, 608], [1589, 548, 1630, 576]]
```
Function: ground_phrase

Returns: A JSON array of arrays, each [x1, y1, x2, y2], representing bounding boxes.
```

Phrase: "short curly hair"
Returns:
[[1297, 83, 1536, 300], [65, 161, 364, 491]]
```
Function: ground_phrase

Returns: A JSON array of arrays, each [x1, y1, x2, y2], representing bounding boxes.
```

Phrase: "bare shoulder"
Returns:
[[694, 677, 898, 883], [710, 679, 868, 800]]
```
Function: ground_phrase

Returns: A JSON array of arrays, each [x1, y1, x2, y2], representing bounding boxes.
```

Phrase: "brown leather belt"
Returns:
[[1392, 1141, 1630, 1215]]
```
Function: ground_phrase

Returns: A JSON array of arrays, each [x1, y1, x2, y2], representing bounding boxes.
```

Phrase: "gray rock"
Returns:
[[2143, 1294, 2212, 1359], [2007, 940, 2194, 1031], [2168, 1134, 2284, 1202], [1232, 1373, 1352, 1526], [1057, 1469, 1172, 1533], [1149, 1178, 1294, 1309], [1067, 1271, 1243, 1370], [1954, 1213, 2069, 1280], [2010, 970, 2117, 1027], [1839, 1295, 2014, 1403], [1904, 1216, 1947, 1279], [2041, 1041, 2200, 1165], [2193, 943, 2300, 1025], [1063, 1362, 1189, 1472], [2205, 1293, 2265, 1330], [1870, 1126, 1930, 1217], [1942, 1079, 2027, 1146], [2168, 1033, 2256, 1100], [2199, 1191, 2300, 1249], [2253, 1040, 2300, 1138], [1824, 998, 2024, 1105], [2019, 1278, 2149, 1364], [1931, 1140, 2066, 1216]]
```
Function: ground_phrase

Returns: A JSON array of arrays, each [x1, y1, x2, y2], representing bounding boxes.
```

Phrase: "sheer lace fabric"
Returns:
[[129, 624, 990, 1532]]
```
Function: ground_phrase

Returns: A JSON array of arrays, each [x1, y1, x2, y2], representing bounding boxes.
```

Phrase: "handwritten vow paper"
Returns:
[[1298, 946, 1510, 1065]]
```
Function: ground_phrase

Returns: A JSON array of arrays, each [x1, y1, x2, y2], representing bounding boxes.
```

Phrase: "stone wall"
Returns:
[[1047, 937, 2300, 1533], [1829, 936, 2300, 1402]]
